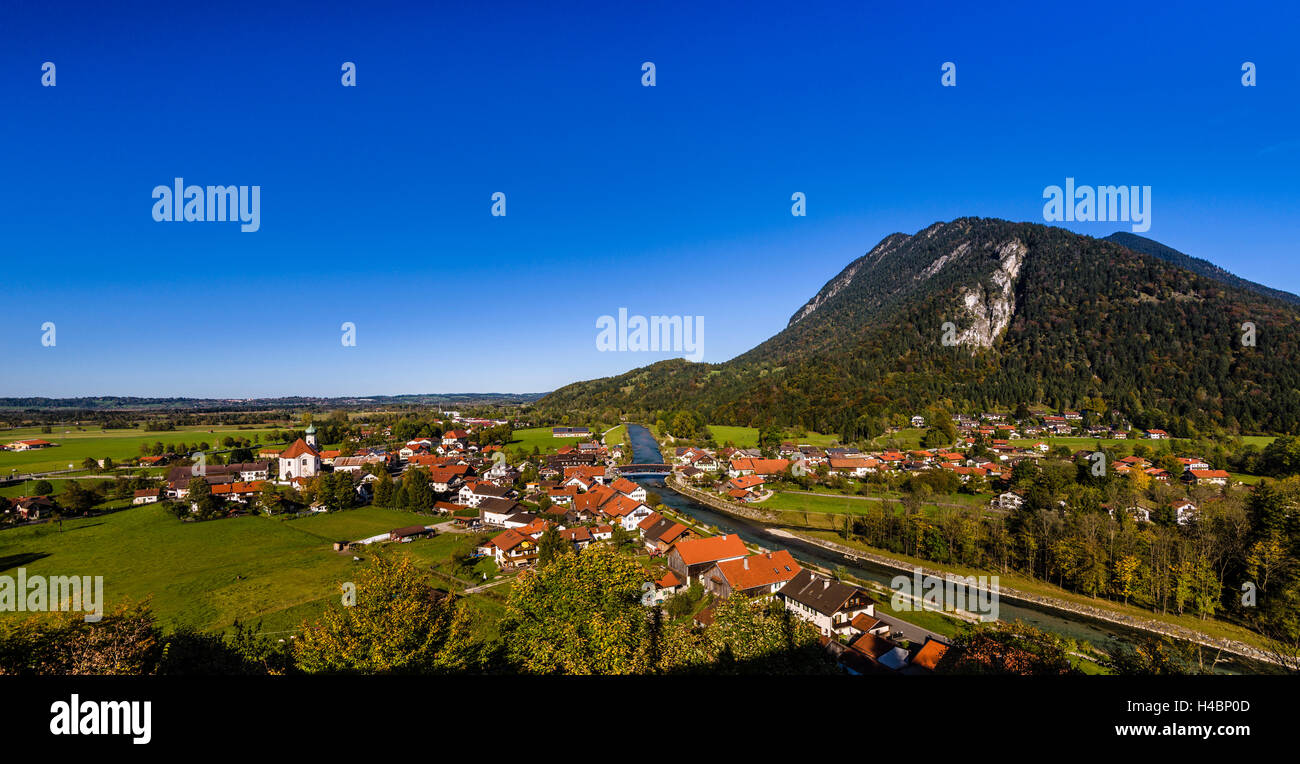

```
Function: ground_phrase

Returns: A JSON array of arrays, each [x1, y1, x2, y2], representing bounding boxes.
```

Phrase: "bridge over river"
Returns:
[[614, 463, 673, 476]]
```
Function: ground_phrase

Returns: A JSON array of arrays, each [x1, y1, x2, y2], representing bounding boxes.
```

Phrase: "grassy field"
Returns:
[[762, 491, 884, 514], [506, 426, 592, 455], [0, 504, 476, 634], [705, 425, 841, 448], [0, 425, 285, 475], [760, 489, 993, 516], [603, 424, 628, 446], [868, 428, 928, 448], [706, 425, 759, 447]]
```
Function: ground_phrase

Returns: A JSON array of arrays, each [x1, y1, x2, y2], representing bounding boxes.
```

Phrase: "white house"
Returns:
[[776, 570, 876, 638], [994, 492, 1024, 510]]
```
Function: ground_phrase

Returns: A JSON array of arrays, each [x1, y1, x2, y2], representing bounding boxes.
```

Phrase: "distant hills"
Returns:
[[540, 218, 1300, 437], [1104, 232, 1300, 307], [0, 393, 546, 412]]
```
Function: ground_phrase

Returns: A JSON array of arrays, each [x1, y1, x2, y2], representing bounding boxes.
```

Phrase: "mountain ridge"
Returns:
[[1104, 231, 1300, 307], [539, 218, 1300, 437]]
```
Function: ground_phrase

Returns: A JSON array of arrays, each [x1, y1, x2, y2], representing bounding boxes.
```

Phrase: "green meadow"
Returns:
[[705, 425, 841, 448], [868, 428, 928, 448], [0, 425, 284, 475], [506, 426, 593, 455], [759, 489, 995, 519], [0, 504, 478, 634], [603, 424, 628, 446]]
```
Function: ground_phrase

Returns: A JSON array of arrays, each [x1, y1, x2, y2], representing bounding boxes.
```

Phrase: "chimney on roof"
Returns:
[[743, 558, 749, 570], [823, 579, 830, 590]]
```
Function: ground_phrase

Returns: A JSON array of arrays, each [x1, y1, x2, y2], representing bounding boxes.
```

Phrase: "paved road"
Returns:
[[464, 575, 515, 594], [873, 611, 951, 646]]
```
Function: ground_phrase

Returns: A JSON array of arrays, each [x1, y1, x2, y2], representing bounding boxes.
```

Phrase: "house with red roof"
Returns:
[[1184, 469, 1230, 487], [638, 512, 692, 553], [727, 474, 765, 492], [609, 477, 646, 502], [701, 550, 802, 598], [477, 528, 537, 568], [5, 438, 55, 451], [646, 570, 684, 604], [665, 533, 748, 584], [727, 458, 791, 478]]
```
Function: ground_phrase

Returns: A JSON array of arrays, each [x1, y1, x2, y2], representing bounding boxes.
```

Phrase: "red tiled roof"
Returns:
[[729, 474, 764, 490], [600, 493, 644, 518], [728, 458, 790, 475], [210, 480, 265, 495], [610, 477, 641, 495], [713, 551, 801, 592], [489, 528, 533, 552], [563, 465, 606, 480], [910, 639, 950, 670], [656, 570, 682, 588], [671, 533, 747, 566], [850, 612, 883, 633], [280, 438, 319, 459]]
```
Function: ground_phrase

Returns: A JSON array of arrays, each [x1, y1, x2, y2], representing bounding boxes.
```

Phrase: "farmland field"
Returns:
[[0, 504, 474, 634], [760, 489, 993, 518], [506, 426, 593, 455], [706, 425, 842, 448], [603, 424, 628, 446], [868, 428, 928, 448], [0, 425, 286, 475], [707, 425, 759, 447]]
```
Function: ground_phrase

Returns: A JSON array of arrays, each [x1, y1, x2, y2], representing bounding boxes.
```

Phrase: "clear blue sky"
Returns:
[[2, 0, 1296, 398]]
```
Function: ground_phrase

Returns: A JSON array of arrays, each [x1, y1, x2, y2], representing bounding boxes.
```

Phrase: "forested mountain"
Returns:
[[1105, 232, 1300, 307], [540, 218, 1300, 437]]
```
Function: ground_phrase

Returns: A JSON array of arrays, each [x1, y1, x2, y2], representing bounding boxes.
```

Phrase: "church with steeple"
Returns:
[[278, 424, 321, 481]]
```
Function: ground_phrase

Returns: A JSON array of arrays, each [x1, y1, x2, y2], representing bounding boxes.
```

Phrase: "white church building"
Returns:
[[278, 424, 322, 481]]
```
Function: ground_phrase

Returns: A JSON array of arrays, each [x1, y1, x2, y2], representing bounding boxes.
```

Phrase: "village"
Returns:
[[669, 411, 1240, 528], [0, 405, 1280, 675]]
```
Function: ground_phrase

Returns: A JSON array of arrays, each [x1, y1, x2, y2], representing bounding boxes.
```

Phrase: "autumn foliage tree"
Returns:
[[294, 554, 471, 673], [500, 544, 656, 674], [936, 621, 1078, 675], [0, 603, 159, 675]]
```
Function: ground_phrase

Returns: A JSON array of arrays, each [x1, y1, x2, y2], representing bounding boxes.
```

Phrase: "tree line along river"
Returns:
[[621, 423, 1265, 674]]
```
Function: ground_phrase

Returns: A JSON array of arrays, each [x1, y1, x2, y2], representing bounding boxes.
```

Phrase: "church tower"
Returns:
[[305, 423, 318, 450]]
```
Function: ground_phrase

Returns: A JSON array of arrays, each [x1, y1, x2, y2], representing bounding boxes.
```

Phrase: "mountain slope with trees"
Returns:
[[540, 218, 1300, 437]]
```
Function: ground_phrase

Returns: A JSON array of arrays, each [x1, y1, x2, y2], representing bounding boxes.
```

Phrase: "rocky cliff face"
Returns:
[[955, 239, 1025, 348]]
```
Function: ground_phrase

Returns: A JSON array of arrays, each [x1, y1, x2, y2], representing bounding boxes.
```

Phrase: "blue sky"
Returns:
[[1, 0, 1297, 397]]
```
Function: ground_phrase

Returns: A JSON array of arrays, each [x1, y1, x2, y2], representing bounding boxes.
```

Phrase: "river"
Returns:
[[622, 423, 1259, 673]]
